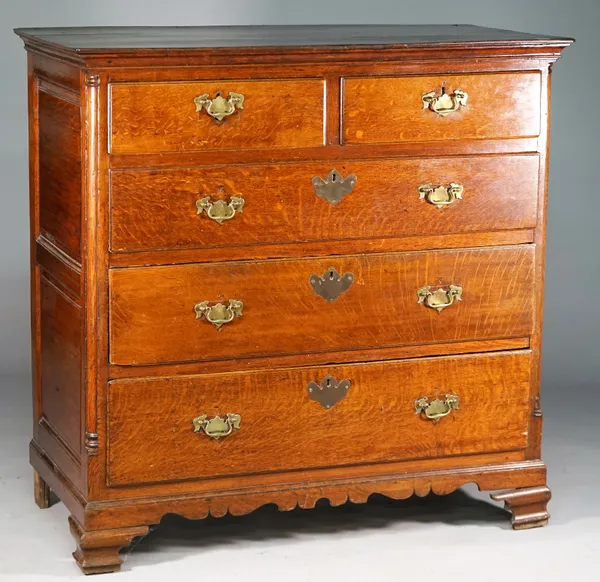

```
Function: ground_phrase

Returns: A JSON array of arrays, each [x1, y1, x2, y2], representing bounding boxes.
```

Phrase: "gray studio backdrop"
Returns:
[[0, 0, 598, 397]]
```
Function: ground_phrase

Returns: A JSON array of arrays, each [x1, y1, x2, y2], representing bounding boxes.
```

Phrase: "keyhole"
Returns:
[[331, 172, 337, 183], [326, 378, 331, 388], [329, 270, 335, 280], [441, 85, 446, 95]]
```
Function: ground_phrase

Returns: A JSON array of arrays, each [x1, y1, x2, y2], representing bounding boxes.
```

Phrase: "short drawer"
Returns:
[[110, 155, 539, 253], [107, 350, 532, 486], [343, 72, 541, 144], [109, 246, 535, 366], [109, 78, 325, 154]]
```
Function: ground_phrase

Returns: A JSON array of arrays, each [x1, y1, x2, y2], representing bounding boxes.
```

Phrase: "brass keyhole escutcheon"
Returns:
[[312, 169, 357, 205], [309, 267, 354, 302], [307, 375, 352, 409]]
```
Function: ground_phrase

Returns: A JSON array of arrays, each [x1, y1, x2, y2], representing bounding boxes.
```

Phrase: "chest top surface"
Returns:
[[14, 24, 572, 53]]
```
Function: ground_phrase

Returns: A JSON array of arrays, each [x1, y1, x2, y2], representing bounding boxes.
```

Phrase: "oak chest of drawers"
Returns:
[[15, 24, 572, 574]]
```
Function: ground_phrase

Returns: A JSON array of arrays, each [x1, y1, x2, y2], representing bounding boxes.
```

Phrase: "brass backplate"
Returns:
[[415, 394, 460, 421], [312, 169, 357, 205], [309, 267, 354, 302], [307, 375, 352, 409]]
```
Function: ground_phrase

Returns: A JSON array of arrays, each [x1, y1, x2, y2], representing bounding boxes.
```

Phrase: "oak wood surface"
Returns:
[[36, 235, 82, 302], [491, 485, 551, 529], [69, 516, 149, 575], [86, 459, 547, 530], [107, 351, 532, 486], [110, 79, 325, 154], [343, 72, 542, 144], [38, 88, 81, 260], [108, 229, 535, 268], [40, 276, 82, 459], [14, 25, 572, 51], [526, 65, 551, 461], [15, 25, 572, 572], [110, 155, 539, 253], [108, 337, 530, 380], [109, 245, 535, 366], [34, 470, 51, 509]]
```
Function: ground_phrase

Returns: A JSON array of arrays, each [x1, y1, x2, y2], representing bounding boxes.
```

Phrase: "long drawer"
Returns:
[[107, 350, 532, 486], [343, 72, 541, 144], [109, 78, 326, 154], [110, 155, 540, 253], [109, 245, 535, 366]]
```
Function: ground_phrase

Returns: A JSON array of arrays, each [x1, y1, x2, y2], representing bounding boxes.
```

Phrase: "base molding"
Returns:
[[491, 485, 551, 529], [31, 445, 550, 574], [84, 460, 548, 529]]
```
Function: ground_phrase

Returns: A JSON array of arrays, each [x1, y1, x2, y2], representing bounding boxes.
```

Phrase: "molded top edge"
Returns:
[[14, 24, 574, 53]]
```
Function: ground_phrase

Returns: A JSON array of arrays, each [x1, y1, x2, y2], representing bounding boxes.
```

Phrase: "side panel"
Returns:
[[29, 53, 85, 495], [40, 276, 82, 455], [38, 88, 82, 261]]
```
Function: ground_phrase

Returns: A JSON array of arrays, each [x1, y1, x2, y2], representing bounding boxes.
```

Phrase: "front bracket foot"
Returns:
[[69, 516, 150, 575]]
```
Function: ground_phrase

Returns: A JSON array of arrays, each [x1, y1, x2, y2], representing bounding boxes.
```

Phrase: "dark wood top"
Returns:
[[15, 24, 573, 53]]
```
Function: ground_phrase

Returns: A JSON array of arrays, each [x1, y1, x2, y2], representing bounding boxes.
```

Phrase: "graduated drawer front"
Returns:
[[107, 351, 532, 486], [109, 246, 535, 366], [343, 72, 541, 144], [110, 79, 325, 154], [110, 155, 539, 253]]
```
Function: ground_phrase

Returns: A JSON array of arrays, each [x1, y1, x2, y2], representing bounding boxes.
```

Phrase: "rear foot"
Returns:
[[34, 471, 51, 509], [491, 485, 551, 530]]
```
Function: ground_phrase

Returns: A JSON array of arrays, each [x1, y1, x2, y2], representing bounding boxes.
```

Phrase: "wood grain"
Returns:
[[36, 235, 82, 301], [34, 470, 51, 509], [108, 337, 530, 379], [38, 88, 82, 260], [69, 516, 149, 575], [110, 79, 325, 154], [16, 25, 572, 571], [40, 276, 82, 458], [15, 25, 572, 50], [343, 72, 541, 144], [110, 155, 539, 253], [108, 229, 535, 268], [491, 485, 551, 529], [107, 351, 532, 486], [109, 246, 535, 366], [85, 459, 547, 530]]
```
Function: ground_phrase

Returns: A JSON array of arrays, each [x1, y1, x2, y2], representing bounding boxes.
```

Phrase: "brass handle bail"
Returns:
[[417, 285, 463, 313], [194, 300, 243, 329], [194, 91, 245, 121], [196, 195, 245, 225], [418, 183, 464, 208], [415, 395, 460, 421], [422, 88, 468, 117], [192, 413, 241, 439]]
